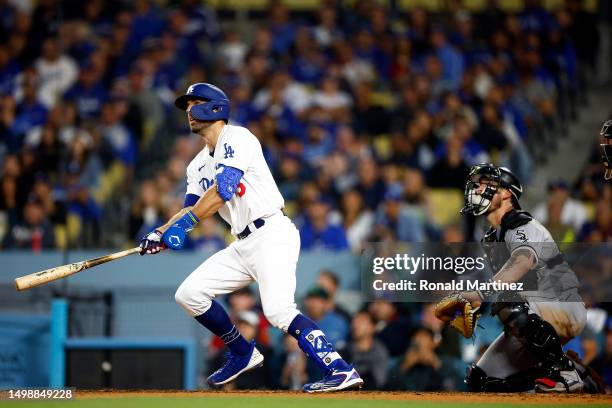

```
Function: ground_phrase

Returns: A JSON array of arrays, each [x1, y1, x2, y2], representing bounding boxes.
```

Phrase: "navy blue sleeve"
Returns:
[[184, 193, 200, 208]]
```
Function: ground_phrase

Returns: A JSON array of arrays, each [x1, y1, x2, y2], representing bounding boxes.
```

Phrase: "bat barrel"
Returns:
[[14, 247, 140, 291], [14, 262, 86, 291]]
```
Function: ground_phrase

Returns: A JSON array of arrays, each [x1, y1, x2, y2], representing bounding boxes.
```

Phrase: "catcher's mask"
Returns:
[[601, 119, 612, 181], [461, 163, 523, 216]]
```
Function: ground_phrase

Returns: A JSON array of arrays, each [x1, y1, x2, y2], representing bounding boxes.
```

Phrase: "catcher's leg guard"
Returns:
[[465, 364, 537, 392], [493, 302, 572, 371]]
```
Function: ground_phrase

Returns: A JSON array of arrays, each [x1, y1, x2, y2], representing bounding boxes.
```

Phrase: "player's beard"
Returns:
[[189, 120, 206, 133], [484, 192, 504, 215]]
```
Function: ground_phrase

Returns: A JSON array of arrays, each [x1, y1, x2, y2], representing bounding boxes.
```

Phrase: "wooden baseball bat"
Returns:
[[14, 247, 141, 291]]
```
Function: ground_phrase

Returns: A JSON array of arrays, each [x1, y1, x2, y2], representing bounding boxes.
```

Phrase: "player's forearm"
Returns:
[[190, 185, 225, 220], [157, 207, 194, 234], [491, 248, 536, 284], [157, 188, 224, 234]]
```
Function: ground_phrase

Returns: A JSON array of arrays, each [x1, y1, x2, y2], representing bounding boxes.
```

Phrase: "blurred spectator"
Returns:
[[427, 135, 470, 190], [303, 286, 349, 349], [99, 101, 137, 166], [355, 158, 386, 211], [130, 180, 163, 239], [312, 76, 352, 114], [218, 31, 248, 74], [340, 189, 374, 253], [368, 300, 412, 357], [312, 6, 342, 50], [578, 198, 612, 242], [8, 74, 48, 150], [387, 326, 452, 391], [63, 62, 108, 122], [352, 81, 390, 137], [191, 217, 226, 254], [299, 198, 349, 251], [373, 184, 426, 242], [30, 175, 66, 227], [3, 200, 55, 250], [430, 28, 464, 91], [35, 37, 78, 108], [345, 310, 389, 390], [533, 181, 587, 234], [316, 269, 351, 322]]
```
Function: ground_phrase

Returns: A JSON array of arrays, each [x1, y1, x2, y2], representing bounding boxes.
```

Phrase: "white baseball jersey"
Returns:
[[176, 124, 302, 332], [185, 124, 284, 235]]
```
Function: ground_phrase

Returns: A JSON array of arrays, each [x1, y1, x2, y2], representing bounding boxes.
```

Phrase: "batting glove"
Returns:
[[162, 211, 199, 250], [139, 229, 165, 255]]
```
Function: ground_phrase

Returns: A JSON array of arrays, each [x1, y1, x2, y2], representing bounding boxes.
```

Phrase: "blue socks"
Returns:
[[195, 300, 251, 356], [288, 314, 351, 373]]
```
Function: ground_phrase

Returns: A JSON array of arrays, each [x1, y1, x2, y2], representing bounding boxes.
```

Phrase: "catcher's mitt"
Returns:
[[434, 292, 481, 338]]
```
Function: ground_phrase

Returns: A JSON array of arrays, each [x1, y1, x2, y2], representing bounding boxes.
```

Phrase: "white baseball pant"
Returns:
[[174, 212, 301, 331]]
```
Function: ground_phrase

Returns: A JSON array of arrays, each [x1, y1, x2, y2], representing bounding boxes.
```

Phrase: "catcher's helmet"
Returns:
[[461, 163, 523, 216], [600, 119, 612, 180], [175, 83, 230, 122]]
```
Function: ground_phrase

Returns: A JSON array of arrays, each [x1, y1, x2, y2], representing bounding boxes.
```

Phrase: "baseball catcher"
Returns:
[[435, 163, 598, 393]]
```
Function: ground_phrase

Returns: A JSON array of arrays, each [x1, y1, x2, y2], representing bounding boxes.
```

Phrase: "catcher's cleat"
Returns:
[[207, 340, 264, 386], [535, 369, 583, 393], [303, 366, 364, 393], [565, 350, 607, 393]]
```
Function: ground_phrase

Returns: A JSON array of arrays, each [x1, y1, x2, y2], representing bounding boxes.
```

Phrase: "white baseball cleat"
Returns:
[[535, 369, 584, 393]]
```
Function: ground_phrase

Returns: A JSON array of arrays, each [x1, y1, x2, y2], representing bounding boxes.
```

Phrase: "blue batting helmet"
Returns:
[[175, 83, 230, 122]]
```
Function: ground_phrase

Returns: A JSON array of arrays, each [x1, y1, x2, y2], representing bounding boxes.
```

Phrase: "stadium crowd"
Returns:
[[0, 0, 610, 391]]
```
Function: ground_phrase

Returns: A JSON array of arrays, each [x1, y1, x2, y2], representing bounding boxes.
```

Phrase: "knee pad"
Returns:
[[493, 302, 567, 369], [175, 283, 212, 317]]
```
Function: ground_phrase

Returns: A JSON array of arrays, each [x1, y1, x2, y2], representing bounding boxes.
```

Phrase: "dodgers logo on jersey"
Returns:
[[223, 143, 235, 159], [199, 177, 213, 191]]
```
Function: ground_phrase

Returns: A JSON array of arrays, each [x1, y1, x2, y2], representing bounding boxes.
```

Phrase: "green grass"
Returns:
[[0, 397, 608, 408]]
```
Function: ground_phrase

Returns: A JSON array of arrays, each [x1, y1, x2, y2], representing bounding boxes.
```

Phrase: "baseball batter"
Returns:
[[139, 83, 363, 392], [438, 163, 593, 393]]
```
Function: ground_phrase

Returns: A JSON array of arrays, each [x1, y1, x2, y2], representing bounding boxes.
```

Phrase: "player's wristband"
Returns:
[[175, 210, 200, 232]]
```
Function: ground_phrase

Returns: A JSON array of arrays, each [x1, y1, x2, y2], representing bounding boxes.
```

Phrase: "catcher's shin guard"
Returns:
[[493, 302, 571, 371], [465, 364, 537, 392]]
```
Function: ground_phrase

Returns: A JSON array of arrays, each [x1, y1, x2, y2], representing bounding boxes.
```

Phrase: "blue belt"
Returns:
[[237, 218, 265, 240]]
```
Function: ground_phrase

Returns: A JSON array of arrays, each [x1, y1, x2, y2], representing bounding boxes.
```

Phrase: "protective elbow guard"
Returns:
[[216, 166, 244, 201]]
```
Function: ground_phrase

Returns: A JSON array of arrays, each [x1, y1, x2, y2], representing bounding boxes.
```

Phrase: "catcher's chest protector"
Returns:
[[481, 210, 533, 271]]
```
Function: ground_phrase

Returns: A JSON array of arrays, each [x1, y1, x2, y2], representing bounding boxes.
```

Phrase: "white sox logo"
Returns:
[[516, 229, 528, 242]]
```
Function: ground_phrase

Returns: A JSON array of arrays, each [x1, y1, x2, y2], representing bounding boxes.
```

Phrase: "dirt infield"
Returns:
[[75, 390, 611, 405]]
